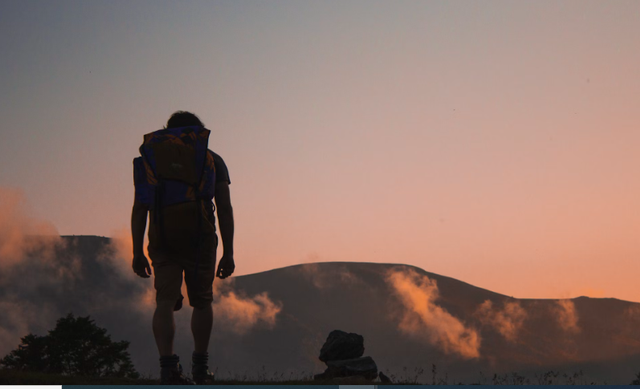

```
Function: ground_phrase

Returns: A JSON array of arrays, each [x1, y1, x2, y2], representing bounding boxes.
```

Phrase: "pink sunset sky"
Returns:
[[0, 1, 639, 302]]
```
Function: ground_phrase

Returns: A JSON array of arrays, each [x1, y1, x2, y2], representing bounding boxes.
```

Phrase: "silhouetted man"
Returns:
[[131, 111, 235, 384]]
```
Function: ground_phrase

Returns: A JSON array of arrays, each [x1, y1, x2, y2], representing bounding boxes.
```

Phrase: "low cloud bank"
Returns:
[[555, 299, 580, 333], [103, 226, 283, 331], [299, 262, 362, 289], [625, 306, 640, 319], [101, 228, 142, 281], [0, 233, 153, 363], [0, 187, 79, 356], [475, 300, 527, 342], [211, 280, 282, 335], [0, 187, 61, 269], [0, 187, 155, 373], [385, 268, 481, 359]]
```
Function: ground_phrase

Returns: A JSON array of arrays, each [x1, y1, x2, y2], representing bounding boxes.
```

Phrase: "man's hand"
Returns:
[[132, 254, 152, 278], [216, 254, 235, 279]]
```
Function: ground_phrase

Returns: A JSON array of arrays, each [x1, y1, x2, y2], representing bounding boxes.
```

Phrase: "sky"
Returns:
[[1, 0, 639, 302]]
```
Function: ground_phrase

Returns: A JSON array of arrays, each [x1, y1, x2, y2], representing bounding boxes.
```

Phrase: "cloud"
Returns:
[[102, 227, 283, 326], [211, 280, 282, 335], [101, 228, 138, 280], [0, 190, 155, 373], [299, 262, 362, 289], [475, 300, 527, 342], [555, 299, 580, 333], [385, 268, 480, 359], [0, 233, 154, 358], [103, 223, 283, 336], [0, 188, 283, 376], [0, 187, 61, 269], [0, 187, 84, 360], [624, 305, 640, 320], [0, 300, 47, 354], [101, 227, 156, 310]]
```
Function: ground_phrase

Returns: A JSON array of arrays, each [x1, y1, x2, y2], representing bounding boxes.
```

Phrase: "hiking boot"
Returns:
[[192, 351, 214, 385], [160, 355, 195, 385], [192, 365, 215, 385], [161, 363, 195, 385]]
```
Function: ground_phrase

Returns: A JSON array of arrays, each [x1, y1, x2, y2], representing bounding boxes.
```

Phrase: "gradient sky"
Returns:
[[1, 0, 639, 301]]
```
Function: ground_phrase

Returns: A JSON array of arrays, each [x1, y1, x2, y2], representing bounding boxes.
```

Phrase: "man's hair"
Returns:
[[165, 111, 205, 128]]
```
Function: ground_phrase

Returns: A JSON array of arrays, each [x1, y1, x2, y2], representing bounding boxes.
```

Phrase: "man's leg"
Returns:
[[185, 243, 216, 384], [153, 300, 176, 356], [191, 302, 213, 353]]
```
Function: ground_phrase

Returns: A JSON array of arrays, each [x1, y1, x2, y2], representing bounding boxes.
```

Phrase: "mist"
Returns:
[[0, 187, 283, 378], [385, 268, 481, 359]]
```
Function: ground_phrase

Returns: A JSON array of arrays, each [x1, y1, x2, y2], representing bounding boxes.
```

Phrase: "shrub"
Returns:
[[0, 313, 138, 379]]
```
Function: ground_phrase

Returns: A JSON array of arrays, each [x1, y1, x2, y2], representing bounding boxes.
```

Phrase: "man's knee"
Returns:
[[190, 299, 213, 310], [156, 299, 177, 310], [186, 284, 213, 309]]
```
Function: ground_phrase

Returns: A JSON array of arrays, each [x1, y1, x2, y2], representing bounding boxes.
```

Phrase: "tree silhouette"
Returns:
[[0, 313, 139, 379]]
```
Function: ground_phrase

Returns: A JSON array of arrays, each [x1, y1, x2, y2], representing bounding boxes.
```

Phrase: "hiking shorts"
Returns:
[[148, 234, 218, 310]]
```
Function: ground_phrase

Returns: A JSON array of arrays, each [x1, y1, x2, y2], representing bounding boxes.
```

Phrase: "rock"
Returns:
[[319, 330, 365, 362], [379, 371, 392, 383], [313, 372, 328, 381], [314, 330, 380, 382], [314, 356, 378, 380]]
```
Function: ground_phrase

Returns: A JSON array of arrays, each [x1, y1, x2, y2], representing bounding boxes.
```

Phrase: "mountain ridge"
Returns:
[[59, 235, 638, 303], [5, 235, 634, 383]]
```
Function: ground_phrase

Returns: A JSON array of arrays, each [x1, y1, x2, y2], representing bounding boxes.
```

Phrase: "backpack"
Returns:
[[133, 126, 217, 277]]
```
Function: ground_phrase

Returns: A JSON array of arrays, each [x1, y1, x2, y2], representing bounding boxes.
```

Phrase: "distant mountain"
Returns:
[[1, 236, 639, 384], [217, 261, 640, 384]]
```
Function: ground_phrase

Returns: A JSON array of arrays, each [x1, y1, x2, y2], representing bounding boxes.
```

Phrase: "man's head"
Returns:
[[166, 111, 205, 129]]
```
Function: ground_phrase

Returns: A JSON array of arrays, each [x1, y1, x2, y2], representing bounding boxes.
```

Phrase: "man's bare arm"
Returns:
[[131, 200, 149, 257], [215, 181, 234, 256]]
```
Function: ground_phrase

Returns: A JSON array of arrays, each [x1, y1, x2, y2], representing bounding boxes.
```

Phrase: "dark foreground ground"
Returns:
[[0, 369, 379, 385], [2, 368, 634, 385]]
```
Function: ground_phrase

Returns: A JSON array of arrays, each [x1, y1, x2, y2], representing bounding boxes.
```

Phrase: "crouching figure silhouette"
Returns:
[[131, 111, 235, 384]]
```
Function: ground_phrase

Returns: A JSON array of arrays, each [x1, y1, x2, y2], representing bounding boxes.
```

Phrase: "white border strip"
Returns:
[[2, 386, 62, 389]]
